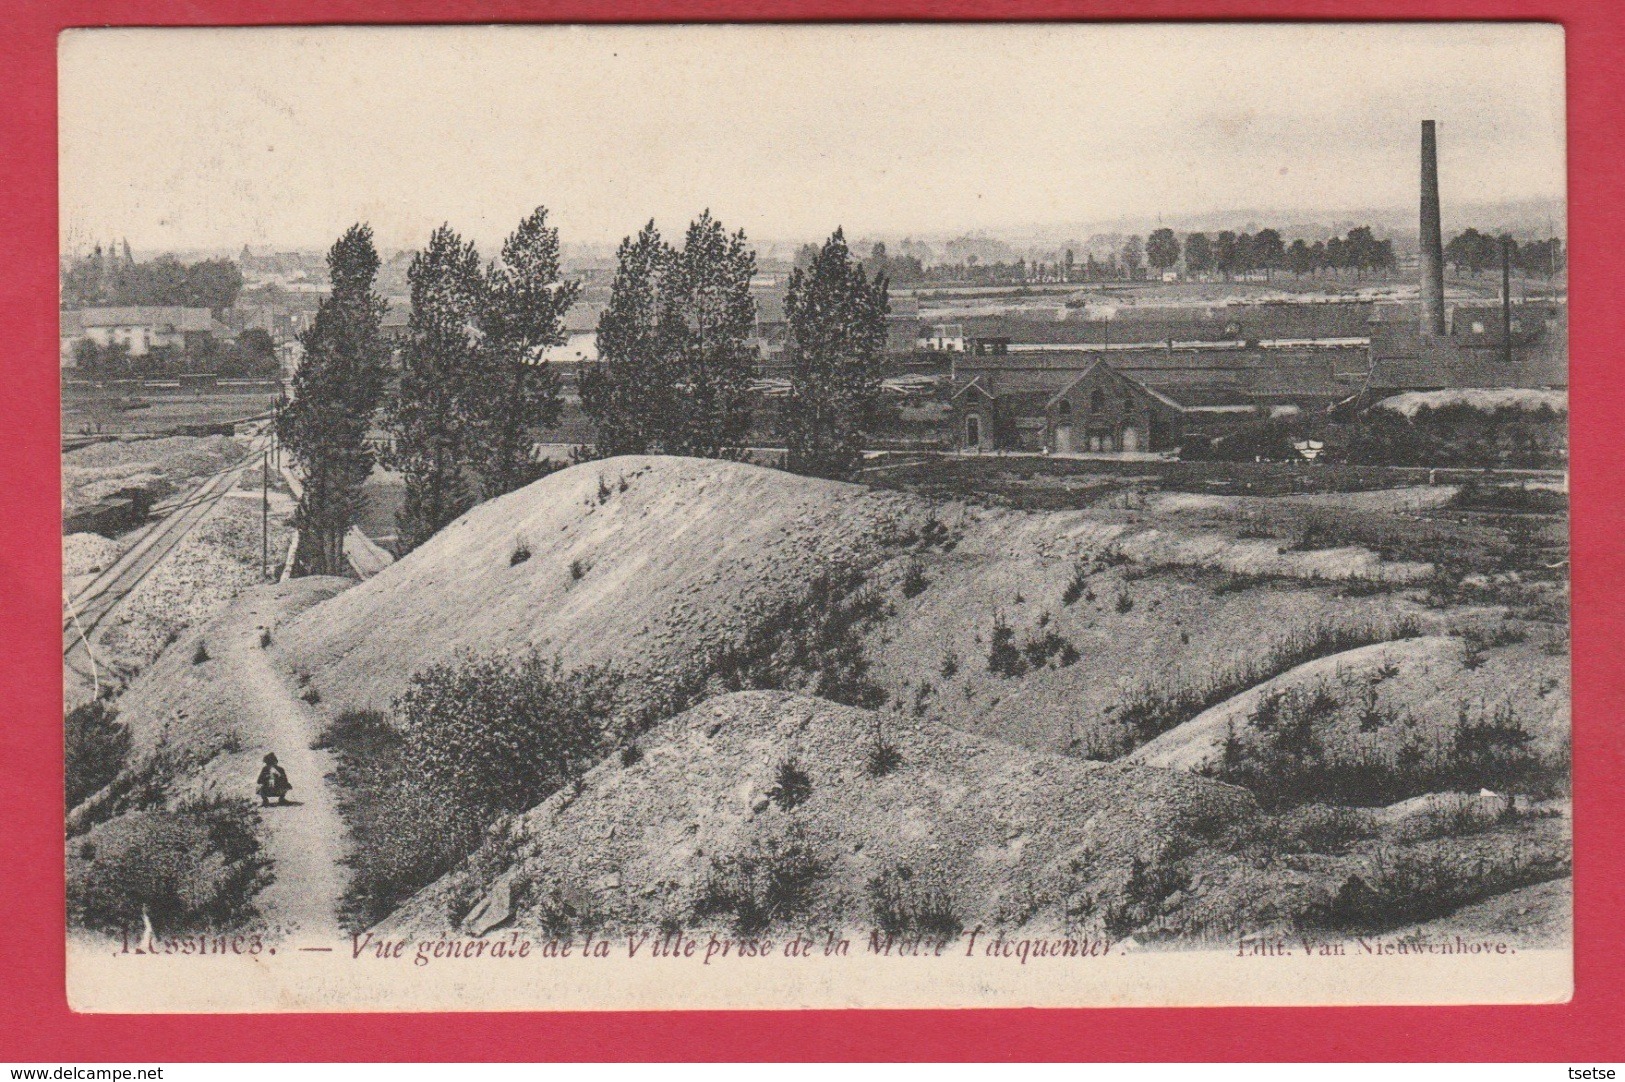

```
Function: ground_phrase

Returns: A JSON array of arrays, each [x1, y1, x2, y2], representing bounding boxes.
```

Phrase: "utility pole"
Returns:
[[1500, 235, 1514, 369], [262, 449, 270, 581]]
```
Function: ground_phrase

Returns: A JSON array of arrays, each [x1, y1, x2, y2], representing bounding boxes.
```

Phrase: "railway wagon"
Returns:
[[64, 486, 155, 538]]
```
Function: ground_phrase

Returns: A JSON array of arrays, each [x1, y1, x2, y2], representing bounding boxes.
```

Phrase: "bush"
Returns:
[[1061, 563, 1089, 606], [767, 758, 813, 810], [315, 709, 488, 932], [693, 824, 826, 934], [569, 558, 587, 581], [396, 651, 620, 818], [987, 615, 1026, 677], [865, 721, 903, 777], [65, 699, 130, 810], [67, 793, 271, 936], [1204, 686, 1557, 811], [867, 865, 962, 938], [192, 641, 210, 665], [1300, 835, 1570, 933], [900, 560, 929, 599], [940, 650, 959, 679], [510, 540, 531, 566], [710, 569, 890, 710]]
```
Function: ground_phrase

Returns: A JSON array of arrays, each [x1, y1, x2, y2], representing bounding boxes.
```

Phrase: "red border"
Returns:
[[2, 1, 1621, 1062]]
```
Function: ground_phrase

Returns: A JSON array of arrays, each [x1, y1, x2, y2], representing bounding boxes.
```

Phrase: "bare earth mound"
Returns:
[[278, 456, 931, 716], [380, 690, 1259, 938]]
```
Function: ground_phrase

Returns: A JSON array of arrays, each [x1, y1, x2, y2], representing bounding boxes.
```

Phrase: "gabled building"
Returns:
[[949, 353, 1205, 454]]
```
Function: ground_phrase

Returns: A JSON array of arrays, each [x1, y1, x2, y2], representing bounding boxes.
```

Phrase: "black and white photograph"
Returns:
[[57, 22, 1570, 1011]]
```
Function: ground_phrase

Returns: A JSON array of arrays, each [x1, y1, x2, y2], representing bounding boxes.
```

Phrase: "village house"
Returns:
[[61, 306, 228, 366]]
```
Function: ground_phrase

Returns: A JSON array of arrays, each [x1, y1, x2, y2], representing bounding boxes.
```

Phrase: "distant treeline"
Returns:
[[61, 243, 244, 311], [1445, 230, 1566, 279], [836, 226, 1564, 287]]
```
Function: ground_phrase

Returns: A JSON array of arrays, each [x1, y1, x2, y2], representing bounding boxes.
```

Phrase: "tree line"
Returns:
[[61, 244, 244, 312], [71, 327, 278, 380], [280, 212, 888, 575], [1444, 230, 1565, 279]]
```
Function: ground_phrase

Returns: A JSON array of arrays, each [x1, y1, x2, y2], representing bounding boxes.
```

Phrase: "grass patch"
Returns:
[[1204, 687, 1564, 811], [693, 824, 826, 934], [867, 864, 962, 939], [1116, 612, 1425, 748]]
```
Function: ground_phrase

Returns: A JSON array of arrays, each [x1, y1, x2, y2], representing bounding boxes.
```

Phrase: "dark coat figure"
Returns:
[[257, 753, 292, 806]]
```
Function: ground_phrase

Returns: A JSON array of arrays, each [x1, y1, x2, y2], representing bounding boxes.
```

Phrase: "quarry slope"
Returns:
[[277, 456, 933, 716], [380, 690, 1260, 937]]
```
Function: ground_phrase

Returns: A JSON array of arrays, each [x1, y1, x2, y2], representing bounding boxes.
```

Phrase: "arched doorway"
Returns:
[[1121, 425, 1141, 452], [964, 414, 982, 450], [1054, 424, 1074, 454]]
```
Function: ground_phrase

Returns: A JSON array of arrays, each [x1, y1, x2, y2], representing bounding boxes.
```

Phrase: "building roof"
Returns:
[[77, 306, 215, 331]]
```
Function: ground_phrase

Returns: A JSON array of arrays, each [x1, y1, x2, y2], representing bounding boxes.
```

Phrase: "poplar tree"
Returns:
[[663, 211, 758, 460], [582, 211, 758, 460], [782, 228, 889, 480], [386, 224, 483, 553], [467, 207, 580, 497], [280, 225, 389, 576], [580, 221, 672, 457]]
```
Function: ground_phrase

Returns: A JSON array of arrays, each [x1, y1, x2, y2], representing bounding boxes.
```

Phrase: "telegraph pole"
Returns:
[[1500, 235, 1514, 369], [262, 449, 270, 581]]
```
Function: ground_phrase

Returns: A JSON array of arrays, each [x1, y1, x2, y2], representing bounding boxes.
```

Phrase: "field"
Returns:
[[63, 384, 278, 440]]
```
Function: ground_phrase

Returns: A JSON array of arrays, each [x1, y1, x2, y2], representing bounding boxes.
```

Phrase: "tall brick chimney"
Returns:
[[1419, 120, 1446, 336]]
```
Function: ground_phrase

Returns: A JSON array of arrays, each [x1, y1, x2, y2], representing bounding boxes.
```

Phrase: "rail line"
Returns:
[[63, 435, 270, 690]]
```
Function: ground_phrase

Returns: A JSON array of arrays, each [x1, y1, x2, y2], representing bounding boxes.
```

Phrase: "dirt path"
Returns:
[[223, 622, 350, 942]]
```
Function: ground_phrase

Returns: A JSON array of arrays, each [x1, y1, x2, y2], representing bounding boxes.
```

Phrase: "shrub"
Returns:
[[619, 744, 644, 768], [65, 699, 130, 811], [259, 628, 272, 648], [987, 615, 1026, 677], [865, 721, 903, 778], [1300, 836, 1570, 933], [867, 865, 962, 939], [1204, 685, 1556, 811], [1115, 592, 1135, 614], [192, 641, 210, 665], [1021, 629, 1079, 670], [693, 824, 826, 934], [767, 758, 813, 810], [510, 540, 532, 566], [1116, 613, 1424, 748], [710, 569, 890, 710], [900, 560, 929, 599], [1061, 563, 1089, 606], [67, 794, 271, 936], [300, 686, 321, 705], [940, 650, 959, 679], [396, 651, 620, 818], [569, 558, 587, 581], [315, 709, 487, 932]]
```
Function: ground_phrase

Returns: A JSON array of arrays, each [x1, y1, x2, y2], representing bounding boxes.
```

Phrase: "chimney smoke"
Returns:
[[1419, 120, 1446, 336]]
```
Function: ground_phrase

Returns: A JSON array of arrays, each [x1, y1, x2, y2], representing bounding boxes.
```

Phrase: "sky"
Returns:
[[58, 23, 1567, 256]]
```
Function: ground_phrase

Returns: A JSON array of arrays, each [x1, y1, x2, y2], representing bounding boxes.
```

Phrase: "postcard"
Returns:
[[59, 22, 1570, 1011]]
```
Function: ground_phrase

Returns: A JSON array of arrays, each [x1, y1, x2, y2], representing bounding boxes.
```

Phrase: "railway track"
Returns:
[[63, 435, 270, 690]]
